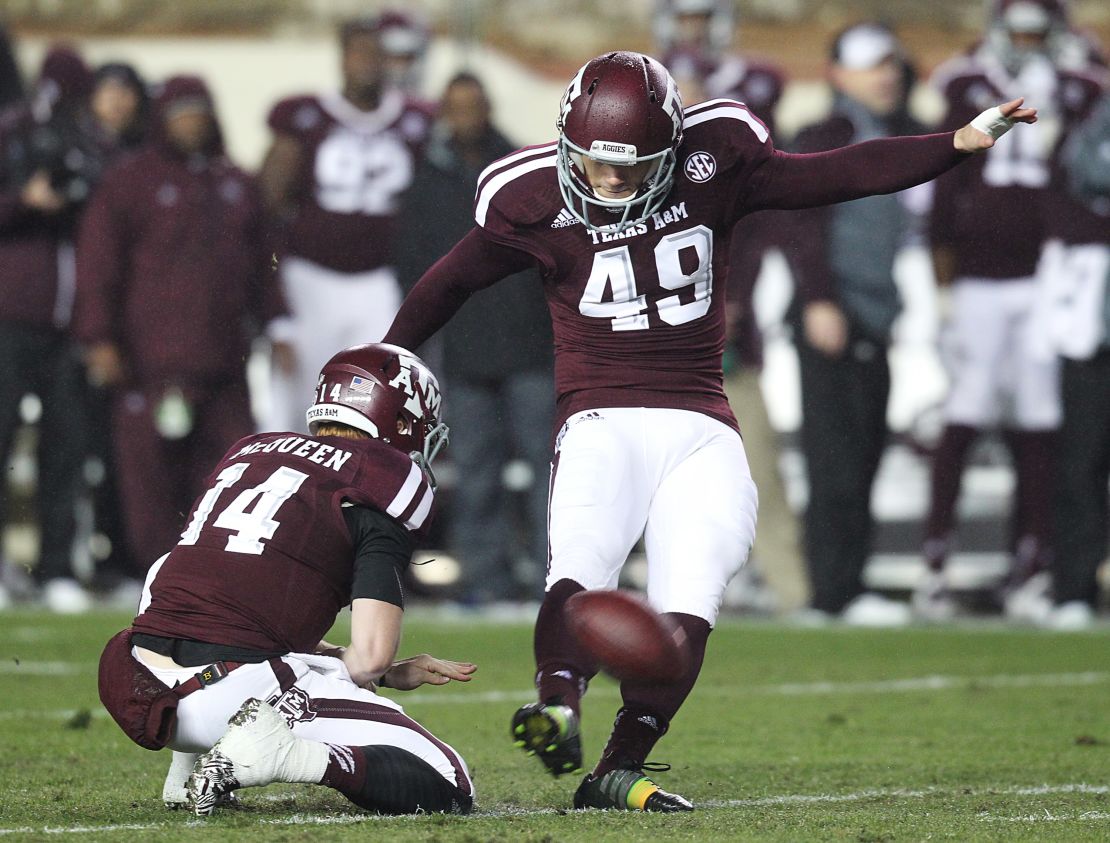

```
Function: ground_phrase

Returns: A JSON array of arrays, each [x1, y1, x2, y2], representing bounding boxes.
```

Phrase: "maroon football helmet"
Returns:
[[986, 0, 1070, 70], [653, 0, 736, 58], [556, 51, 684, 232], [991, 0, 1068, 31], [374, 9, 431, 93], [306, 343, 448, 481]]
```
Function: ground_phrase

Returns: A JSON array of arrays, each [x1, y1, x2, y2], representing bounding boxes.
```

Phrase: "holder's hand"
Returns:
[[381, 654, 477, 691]]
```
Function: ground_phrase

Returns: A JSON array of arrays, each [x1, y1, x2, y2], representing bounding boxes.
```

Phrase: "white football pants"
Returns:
[[134, 647, 471, 794], [940, 277, 1061, 430], [547, 407, 757, 626], [266, 257, 401, 432]]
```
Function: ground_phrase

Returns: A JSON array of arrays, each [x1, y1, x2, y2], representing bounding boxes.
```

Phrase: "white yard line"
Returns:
[[708, 783, 1110, 808], [0, 670, 1107, 718], [757, 671, 1110, 696], [982, 810, 1110, 822], [0, 661, 86, 675], [0, 783, 1106, 835]]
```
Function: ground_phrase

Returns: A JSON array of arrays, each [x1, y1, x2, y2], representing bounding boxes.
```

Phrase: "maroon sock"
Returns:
[[320, 743, 366, 794], [322, 744, 468, 814], [533, 578, 598, 714], [1009, 429, 1057, 577], [923, 424, 979, 570], [593, 613, 711, 777]]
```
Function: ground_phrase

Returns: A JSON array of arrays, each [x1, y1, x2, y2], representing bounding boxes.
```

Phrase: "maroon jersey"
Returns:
[[386, 99, 966, 435], [268, 91, 433, 273], [662, 50, 785, 136], [703, 56, 785, 138], [929, 53, 1108, 279], [133, 432, 434, 654]]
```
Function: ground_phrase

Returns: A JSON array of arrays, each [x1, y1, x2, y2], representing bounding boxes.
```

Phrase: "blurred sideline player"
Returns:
[[914, 0, 1107, 622], [655, 0, 809, 613], [1044, 91, 1110, 630], [99, 343, 474, 816], [384, 50, 1036, 809], [395, 73, 556, 607], [376, 9, 433, 98], [786, 24, 932, 626], [259, 15, 434, 432]]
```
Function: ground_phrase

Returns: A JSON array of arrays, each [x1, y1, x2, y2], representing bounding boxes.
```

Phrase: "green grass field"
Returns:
[[1, 608, 1108, 841]]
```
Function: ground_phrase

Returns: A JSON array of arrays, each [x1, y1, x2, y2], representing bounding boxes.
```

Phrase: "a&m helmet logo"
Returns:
[[389, 352, 442, 420], [684, 151, 716, 183]]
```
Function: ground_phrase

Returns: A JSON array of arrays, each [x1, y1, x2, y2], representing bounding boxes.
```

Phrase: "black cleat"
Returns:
[[509, 702, 583, 777], [573, 763, 694, 812]]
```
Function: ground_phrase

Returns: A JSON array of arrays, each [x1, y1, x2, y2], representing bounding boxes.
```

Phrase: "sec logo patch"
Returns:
[[684, 152, 716, 183]]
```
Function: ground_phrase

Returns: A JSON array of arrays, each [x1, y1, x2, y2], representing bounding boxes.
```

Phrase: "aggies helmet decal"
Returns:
[[307, 343, 448, 482]]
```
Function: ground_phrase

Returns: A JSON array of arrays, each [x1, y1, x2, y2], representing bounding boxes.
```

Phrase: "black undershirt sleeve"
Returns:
[[342, 504, 415, 609]]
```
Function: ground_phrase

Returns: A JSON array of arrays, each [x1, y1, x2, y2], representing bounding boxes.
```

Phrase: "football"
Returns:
[[564, 589, 690, 683]]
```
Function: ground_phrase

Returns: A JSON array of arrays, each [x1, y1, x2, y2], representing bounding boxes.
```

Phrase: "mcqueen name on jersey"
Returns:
[[586, 201, 691, 244], [230, 434, 353, 472]]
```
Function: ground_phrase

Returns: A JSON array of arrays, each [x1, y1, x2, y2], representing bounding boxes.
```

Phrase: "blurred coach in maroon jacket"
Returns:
[[74, 75, 289, 573]]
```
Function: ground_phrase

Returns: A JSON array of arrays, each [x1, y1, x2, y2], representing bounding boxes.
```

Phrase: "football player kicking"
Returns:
[[98, 344, 475, 816], [383, 51, 1036, 812]]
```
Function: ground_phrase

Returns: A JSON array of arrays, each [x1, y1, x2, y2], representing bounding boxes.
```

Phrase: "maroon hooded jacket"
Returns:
[[74, 75, 283, 384], [0, 45, 92, 330]]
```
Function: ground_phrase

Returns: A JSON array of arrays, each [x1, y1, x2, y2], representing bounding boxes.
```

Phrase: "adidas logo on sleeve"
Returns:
[[551, 207, 581, 229]]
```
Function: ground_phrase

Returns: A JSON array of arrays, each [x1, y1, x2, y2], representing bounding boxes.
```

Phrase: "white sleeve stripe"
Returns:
[[475, 153, 557, 227], [684, 97, 739, 115], [404, 485, 434, 531], [683, 102, 769, 142], [386, 463, 423, 519], [475, 142, 557, 198]]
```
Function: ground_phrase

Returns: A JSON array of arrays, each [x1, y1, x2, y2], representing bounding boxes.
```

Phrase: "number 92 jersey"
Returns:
[[473, 99, 773, 435], [132, 432, 435, 655], [268, 91, 434, 273]]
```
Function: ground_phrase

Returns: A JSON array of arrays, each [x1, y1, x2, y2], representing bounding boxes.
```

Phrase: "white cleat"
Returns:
[[841, 592, 912, 628], [1003, 572, 1053, 625], [42, 578, 93, 614], [911, 571, 956, 622], [165, 751, 243, 811], [188, 698, 327, 816], [163, 751, 198, 809], [1043, 600, 1096, 632]]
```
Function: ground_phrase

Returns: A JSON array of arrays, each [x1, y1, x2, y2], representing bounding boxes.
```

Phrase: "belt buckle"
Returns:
[[194, 661, 229, 688]]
